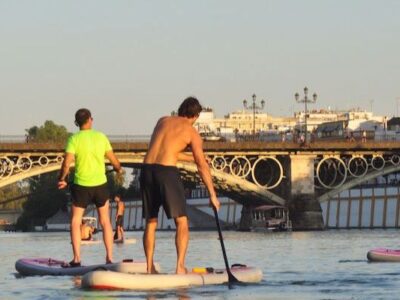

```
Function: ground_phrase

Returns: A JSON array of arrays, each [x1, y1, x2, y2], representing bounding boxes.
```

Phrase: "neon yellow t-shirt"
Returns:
[[66, 129, 112, 187]]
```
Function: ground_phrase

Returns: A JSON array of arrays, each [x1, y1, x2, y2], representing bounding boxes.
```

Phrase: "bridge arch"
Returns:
[[0, 156, 286, 206], [318, 164, 400, 203], [0, 165, 62, 189]]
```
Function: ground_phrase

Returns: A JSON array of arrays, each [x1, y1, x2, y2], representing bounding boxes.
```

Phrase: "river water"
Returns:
[[1, 229, 399, 300]]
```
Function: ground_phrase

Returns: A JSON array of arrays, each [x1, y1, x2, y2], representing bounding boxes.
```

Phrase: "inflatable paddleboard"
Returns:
[[81, 239, 102, 245], [367, 248, 400, 262], [15, 258, 159, 276], [82, 265, 263, 290], [114, 238, 136, 245], [81, 238, 136, 245]]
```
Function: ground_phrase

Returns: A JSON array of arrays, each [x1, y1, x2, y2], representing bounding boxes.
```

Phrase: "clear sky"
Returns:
[[0, 0, 399, 135]]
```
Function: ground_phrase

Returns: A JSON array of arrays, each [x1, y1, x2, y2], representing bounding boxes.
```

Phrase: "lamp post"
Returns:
[[243, 93, 265, 137], [295, 87, 317, 144]]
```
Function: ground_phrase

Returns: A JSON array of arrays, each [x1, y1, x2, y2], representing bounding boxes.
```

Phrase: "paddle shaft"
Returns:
[[213, 206, 239, 283]]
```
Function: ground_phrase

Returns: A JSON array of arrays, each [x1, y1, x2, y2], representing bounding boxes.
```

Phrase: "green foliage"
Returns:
[[107, 170, 127, 198], [16, 171, 69, 231], [26, 120, 70, 143], [0, 183, 28, 210]]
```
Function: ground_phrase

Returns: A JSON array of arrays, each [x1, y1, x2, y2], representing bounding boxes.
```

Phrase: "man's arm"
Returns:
[[105, 150, 122, 173], [57, 152, 74, 189], [190, 130, 220, 210]]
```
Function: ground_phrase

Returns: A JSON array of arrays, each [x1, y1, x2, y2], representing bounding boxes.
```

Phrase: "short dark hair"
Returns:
[[75, 108, 91, 127], [177, 97, 202, 118]]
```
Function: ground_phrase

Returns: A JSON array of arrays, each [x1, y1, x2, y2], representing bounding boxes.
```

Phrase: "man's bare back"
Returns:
[[144, 116, 195, 166], [141, 97, 220, 275], [116, 201, 125, 216]]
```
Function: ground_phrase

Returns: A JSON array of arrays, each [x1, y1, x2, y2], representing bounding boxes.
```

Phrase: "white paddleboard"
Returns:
[[80, 238, 136, 245], [114, 238, 136, 245], [82, 265, 263, 290]]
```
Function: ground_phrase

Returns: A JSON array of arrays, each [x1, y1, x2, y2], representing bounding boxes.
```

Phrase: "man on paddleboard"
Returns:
[[113, 194, 125, 242], [141, 97, 220, 274], [58, 108, 123, 267], [81, 219, 95, 241]]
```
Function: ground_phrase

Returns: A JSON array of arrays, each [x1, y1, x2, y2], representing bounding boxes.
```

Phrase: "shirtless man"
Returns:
[[113, 194, 125, 242], [140, 97, 221, 274]]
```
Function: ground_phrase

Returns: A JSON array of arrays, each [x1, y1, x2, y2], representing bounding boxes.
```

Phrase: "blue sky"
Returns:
[[0, 0, 399, 135]]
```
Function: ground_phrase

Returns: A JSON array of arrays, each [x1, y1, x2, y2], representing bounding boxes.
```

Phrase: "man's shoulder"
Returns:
[[91, 130, 109, 139], [66, 132, 78, 145]]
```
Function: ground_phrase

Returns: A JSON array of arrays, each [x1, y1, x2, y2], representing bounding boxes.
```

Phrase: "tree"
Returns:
[[0, 183, 28, 210], [26, 120, 70, 143], [107, 170, 127, 197], [16, 172, 69, 231]]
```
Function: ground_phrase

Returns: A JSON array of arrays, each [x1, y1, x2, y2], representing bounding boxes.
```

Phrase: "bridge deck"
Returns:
[[0, 141, 399, 153]]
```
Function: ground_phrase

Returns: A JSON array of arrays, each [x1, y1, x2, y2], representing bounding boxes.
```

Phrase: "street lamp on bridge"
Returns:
[[295, 87, 317, 144], [243, 93, 265, 136]]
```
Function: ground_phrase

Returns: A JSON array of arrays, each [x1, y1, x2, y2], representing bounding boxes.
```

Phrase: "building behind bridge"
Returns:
[[193, 106, 391, 142]]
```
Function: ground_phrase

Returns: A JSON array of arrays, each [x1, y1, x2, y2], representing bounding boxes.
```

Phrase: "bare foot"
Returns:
[[106, 256, 113, 264], [147, 264, 159, 274], [176, 267, 188, 275]]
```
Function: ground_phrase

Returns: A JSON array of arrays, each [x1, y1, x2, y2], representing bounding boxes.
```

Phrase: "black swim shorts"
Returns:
[[71, 183, 110, 209], [140, 164, 187, 219], [115, 215, 124, 227]]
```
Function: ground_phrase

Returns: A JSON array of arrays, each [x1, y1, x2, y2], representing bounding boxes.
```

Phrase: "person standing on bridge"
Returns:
[[58, 108, 122, 267], [140, 96, 221, 274]]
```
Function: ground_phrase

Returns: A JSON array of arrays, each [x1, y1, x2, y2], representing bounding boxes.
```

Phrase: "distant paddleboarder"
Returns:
[[113, 194, 125, 242], [140, 97, 221, 274], [81, 219, 95, 241]]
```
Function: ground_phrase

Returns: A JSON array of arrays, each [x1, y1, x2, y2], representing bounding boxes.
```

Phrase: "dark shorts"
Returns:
[[140, 164, 187, 220], [71, 183, 110, 209], [115, 215, 124, 227]]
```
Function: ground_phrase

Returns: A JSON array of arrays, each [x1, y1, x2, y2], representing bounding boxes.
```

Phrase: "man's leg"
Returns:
[[174, 216, 189, 274], [70, 204, 85, 263], [120, 226, 125, 241], [143, 218, 158, 273], [97, 200, 113, 263]]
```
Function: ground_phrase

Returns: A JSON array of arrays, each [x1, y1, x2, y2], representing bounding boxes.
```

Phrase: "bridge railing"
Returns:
[[1, 133, 400, 144], [0, 135, 152, 143], [0, 135, 28, 143]]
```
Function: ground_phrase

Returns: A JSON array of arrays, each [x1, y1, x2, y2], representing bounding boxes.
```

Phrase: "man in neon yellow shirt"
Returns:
[[58, 108, 122, 267]]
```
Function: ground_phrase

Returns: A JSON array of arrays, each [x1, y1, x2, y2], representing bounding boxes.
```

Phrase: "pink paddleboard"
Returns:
[[367, 248, 400, 262], [15, 258, 156, 276]]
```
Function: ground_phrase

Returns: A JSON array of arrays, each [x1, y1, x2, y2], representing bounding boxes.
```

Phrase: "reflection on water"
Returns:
[[1, 229, 400, 299]]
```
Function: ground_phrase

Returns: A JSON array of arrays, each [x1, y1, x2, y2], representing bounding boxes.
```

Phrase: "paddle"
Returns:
[[213, 206, 240, 284]]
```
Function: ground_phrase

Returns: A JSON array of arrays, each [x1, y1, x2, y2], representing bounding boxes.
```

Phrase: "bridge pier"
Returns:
[[288, 155, 324, 230]]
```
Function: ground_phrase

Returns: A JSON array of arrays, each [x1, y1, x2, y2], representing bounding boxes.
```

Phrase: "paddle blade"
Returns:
[[228, 270, 239, 283]]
